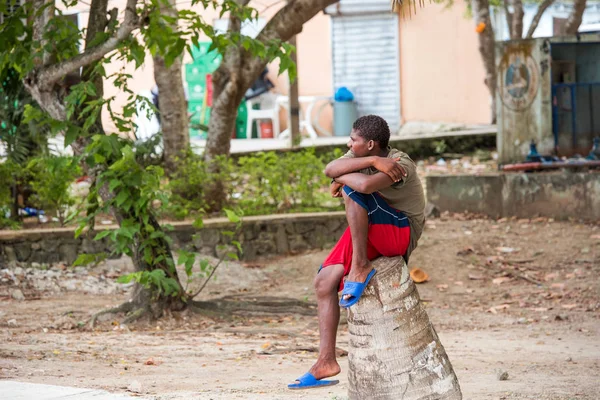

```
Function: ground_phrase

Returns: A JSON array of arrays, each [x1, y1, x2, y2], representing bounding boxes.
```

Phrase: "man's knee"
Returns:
[[314, 266, 343, 297]]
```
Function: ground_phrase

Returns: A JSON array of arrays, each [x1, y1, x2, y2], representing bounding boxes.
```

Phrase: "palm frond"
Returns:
[[392, 0, 428, 17]]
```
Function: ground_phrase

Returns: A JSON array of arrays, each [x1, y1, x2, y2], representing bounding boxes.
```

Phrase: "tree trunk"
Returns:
[[472, 0, 497, 124], [202, 63, 245, 211], [25, 0, 186, 317], [511, 0, 524, 39], [288, 36, 301, 147], [347, 256, 462, 400], [152, 0, 189, 174], [564, 0, 587, 35], [202, 0, 338, 210]]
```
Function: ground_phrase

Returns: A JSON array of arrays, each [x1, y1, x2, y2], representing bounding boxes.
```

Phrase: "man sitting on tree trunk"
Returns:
[[289, 114, 426, 389]]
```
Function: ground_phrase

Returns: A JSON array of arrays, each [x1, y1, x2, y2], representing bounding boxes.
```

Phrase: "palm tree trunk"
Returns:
[[347, 256, 462, 400]]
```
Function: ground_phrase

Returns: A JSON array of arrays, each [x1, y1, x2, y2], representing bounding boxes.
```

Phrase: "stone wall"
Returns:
[[427, 172, 600, 220], [0, 212, 348, 267]]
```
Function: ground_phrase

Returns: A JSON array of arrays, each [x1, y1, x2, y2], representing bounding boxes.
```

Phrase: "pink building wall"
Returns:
[[399, 0, 491, 124]]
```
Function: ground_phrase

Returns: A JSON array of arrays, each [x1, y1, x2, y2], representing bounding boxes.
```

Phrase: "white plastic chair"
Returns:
[[245, 93, 280, 139]]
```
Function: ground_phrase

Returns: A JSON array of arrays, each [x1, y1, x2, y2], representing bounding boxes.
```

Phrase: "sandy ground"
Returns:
[[1, 216, 599, 400]]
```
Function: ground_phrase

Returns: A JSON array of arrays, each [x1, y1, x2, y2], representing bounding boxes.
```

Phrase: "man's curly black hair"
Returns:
[[352, 115, 390, 149]]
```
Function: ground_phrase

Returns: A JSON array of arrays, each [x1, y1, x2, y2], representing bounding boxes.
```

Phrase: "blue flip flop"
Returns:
[[288, 372, 339, 389], [339, 268, 377, 308]]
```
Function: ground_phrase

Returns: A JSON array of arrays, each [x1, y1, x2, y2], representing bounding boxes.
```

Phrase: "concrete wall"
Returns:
[[427, 172, 600, 220], [0, 212, 347, 267]]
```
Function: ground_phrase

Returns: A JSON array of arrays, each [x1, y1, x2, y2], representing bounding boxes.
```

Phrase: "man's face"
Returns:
[[347, 129, 372, 157]]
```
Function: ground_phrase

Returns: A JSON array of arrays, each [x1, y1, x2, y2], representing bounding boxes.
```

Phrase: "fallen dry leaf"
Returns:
[[544, 273, 558, 281], [496, 247, 518, 253], [457, 247, 475, 256], [468, 273, 485, 280], [492, 277, 512, 285], [561, 304, 577, 309]]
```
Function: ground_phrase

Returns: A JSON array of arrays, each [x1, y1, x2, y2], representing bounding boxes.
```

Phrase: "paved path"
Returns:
[[0, 381, 147, 400]]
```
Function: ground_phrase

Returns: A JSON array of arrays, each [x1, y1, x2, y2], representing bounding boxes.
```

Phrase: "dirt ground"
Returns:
[[1, 216, 599, 400]]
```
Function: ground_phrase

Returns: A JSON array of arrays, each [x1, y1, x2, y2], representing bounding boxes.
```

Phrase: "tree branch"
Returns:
[[31, 0, 55, 67], [525, 0, 555, 38], [511, 0, 524, 38], [503, 0, 513, 38], [34, 0, 141, 91], [242, 0, 337, 86], [564, 0, 587, 35], [256, 0, 337, 44]]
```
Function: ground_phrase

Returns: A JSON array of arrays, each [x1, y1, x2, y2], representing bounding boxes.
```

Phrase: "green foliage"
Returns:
[[133, 132, 164, 167], [166, 152, 234, 219], [0, 67, 47, 164], [0, 0, 302, 304], [163, 148, 343, 219], [235, 149, 337, 215], [0, 160, 19, 229], [26, 155, 80, 226], [432, 140, 448, 155]]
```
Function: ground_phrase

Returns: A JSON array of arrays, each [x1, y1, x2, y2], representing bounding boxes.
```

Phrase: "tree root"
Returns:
[[122, 306, 149, 324], [190, 295, 317, 317], [89, 301, 134, 329]]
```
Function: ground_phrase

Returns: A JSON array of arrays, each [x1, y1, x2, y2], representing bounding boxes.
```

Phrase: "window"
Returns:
[[0, 0, 23, 24]]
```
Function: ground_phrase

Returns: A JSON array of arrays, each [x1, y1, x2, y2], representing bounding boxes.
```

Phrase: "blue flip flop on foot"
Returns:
[[339, 268, 377, 308], [288, 372, 339, 389]]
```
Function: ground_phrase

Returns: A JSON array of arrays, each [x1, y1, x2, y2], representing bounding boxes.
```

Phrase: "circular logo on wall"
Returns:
[[500, 54, 539, 111]]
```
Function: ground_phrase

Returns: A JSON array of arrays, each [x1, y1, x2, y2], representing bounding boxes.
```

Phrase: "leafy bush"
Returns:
[[0, 160, 20, 229], [166, 153, 235, 219], [27, 155, 81, 225], [164, 148, 344, 219], [236, 148, 333, 214]]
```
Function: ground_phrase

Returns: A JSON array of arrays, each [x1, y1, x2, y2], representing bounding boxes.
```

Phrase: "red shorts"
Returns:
[[321, 187, 410, 291]]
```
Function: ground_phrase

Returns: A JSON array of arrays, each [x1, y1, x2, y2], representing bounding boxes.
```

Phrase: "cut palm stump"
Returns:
[[347, 256, 462, 400]]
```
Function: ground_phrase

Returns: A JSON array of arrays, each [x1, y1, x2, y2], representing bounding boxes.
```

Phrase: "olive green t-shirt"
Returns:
[[341, 148, 425, 261]]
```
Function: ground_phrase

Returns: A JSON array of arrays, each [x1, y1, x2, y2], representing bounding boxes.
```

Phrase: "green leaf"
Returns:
[[94, 230, 112, 240], [64, 126, 79, 146], [116, 273, 136, 284], [73, 254, 96, 267], [109, 179, 121, 191], [115, 190, 129, 207], [192, 217, 204, 229], [93, 153, 106, 163], [199, 259, 210, 272], [224, 209, 240, 223], [231, 240, 243, 253]]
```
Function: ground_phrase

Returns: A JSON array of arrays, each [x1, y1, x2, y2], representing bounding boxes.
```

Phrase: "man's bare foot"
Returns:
[[342, 262, 373, 301], [305, 359, 341, 381]]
